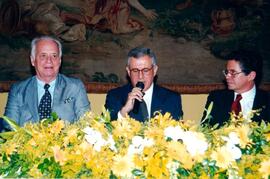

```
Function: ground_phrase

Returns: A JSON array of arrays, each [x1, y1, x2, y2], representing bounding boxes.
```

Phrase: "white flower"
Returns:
[[222, 132, 242, 160], [128, 136, 154, 155], [83, 127, 114, 152], [182, 131, 208, 156], [164, 126, 185, 141], [226, 143, 242, 160], [164, 126, 208, 156], [228, 132, 240, 145], [107, 135, 117, 151]]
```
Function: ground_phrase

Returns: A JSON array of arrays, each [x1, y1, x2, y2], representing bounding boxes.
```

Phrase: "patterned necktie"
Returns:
[[139, 99, 149, 121], [231, 94, 242, 115], [38, 84, 52, 119]]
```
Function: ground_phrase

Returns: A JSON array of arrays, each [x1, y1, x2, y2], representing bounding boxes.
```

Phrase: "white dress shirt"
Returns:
[[235, 85, 256, 117], [37, 77, 56, 105], [142, 83, 154, 116]]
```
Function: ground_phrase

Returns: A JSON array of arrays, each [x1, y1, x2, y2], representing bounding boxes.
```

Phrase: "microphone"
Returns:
[[136, 81, 144, 91], [133, 82, 144, 113]]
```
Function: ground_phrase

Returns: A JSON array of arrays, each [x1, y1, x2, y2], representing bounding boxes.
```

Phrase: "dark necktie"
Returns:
[[231, 94, 242, 115], [38, 84, 52, 119], [139, 99, 149, 121]]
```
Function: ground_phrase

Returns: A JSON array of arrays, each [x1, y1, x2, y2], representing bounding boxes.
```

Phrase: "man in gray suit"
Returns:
[[3, 36, 90, 130]]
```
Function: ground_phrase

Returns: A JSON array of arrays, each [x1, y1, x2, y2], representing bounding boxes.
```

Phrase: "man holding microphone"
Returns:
[[105, 47, 183, 122]]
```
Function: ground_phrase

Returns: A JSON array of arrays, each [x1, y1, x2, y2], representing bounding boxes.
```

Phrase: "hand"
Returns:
[[143, 9, 158, 21], [120, 87, 144, 116]]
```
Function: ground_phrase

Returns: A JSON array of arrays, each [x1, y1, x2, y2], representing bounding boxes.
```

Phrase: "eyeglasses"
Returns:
[[129, 66, 153, 75], [222, 69, 244, 78]]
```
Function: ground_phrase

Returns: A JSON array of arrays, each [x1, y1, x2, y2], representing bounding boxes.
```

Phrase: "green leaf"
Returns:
[[109, 171, 117, 179], [51, 112, 59, 121], [176, 167, 190, 176], [132, 169, 144, 176], [41, 112, 59, 126], [37, 157, 62, 178], [0, 131, 17, 141], [1, 116, 20, 131], [0, 153, 31, 177], [76, 166, 93, 177], [201, 102, 213, 124], [0, 116, 32, 137]]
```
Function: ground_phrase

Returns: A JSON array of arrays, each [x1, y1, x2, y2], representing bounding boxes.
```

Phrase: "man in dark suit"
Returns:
[[105, 47, 183, 122], [2, 36, 90, 130], [202, 50, 270, 126]]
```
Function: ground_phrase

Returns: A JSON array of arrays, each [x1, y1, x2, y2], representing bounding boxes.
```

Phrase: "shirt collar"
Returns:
[[143, 83, 154, 116], [234, 85, 256, 99], [36, 76, 56, 89], [144, 83, 154, 99]]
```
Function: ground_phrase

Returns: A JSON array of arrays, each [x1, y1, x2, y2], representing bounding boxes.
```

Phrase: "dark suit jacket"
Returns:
[[105, 83, 183, 122], [202, 89, 270, 126], [3, 74, 90, 129]]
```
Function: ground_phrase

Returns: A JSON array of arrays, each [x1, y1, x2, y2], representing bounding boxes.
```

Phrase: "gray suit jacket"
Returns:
[[4, 74, 90, 127]]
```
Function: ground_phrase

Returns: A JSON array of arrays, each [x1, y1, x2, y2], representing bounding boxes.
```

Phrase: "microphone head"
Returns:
[[136, 81, 144, 90]]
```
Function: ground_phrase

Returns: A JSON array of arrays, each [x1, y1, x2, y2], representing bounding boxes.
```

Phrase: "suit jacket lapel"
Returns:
[[252, 89, 262, 110], [226, 91, 235, 112], [150, 85, 160, 117], [26, 77, 39, 122], [52, 75, 65, 109]]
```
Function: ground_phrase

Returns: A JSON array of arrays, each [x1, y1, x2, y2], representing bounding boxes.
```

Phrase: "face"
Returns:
[[31, 39, 61, 83], [126, 55, 158, 91], [225, 60, 255, 93]]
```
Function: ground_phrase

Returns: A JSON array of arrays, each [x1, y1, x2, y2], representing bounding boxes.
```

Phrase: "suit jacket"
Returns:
[[3, 74, 90, 128], [202, 89, 270, 126], [105, 83, 183, 122]]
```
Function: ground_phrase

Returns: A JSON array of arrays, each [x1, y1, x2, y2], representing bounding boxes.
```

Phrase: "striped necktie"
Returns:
[[231, 94, 242, 115]]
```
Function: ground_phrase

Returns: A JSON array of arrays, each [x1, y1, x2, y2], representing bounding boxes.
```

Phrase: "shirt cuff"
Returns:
[[117, 111, 125, 119]]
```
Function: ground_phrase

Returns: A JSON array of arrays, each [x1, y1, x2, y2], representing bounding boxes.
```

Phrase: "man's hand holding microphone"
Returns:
[[120, 82, 144, 116]]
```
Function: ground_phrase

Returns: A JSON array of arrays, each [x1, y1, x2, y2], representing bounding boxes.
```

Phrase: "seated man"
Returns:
[[202, 50, 270, 126], [3, 36, 90, 130], [105, 47, 183, 122]]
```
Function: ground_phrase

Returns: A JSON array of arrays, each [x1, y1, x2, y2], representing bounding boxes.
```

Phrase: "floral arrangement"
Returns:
[[0, 109, 270, 178]]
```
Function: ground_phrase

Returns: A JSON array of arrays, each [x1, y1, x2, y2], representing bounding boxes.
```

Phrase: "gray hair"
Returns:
[[127, 47, 157, 66], [30, 36, 62, 59]]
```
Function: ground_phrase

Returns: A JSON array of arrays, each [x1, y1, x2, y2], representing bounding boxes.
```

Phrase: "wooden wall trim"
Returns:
[[0, 81, 270, 94]]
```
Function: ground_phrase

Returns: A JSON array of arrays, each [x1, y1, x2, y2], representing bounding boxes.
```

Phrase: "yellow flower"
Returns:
[[28, 164, 43, 178], [265, 132, 270, 142], [63, 128, 79, 146], [150, 112, 178, 129], [259, 158, 270, 179], [3, 143, 17, 156], [144, 126, 165, 144], [51, 145, 67, 165], [61, 153, 85, 177], [89, 120, 108, 136], [166, 141, 184, 160], [111, 154, 134, 178], [1, 112, 270, 178], [85, 148, 113, 178], [211, 146, 235, 169], [79, 141, 93, 153], [144, 150, 169, 178], [28, 138, 37, 146], [235, 125, 252, 148], [50, 120, 65, 134], [133, 155, 144, 168], [166, 141, 194, 169]]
